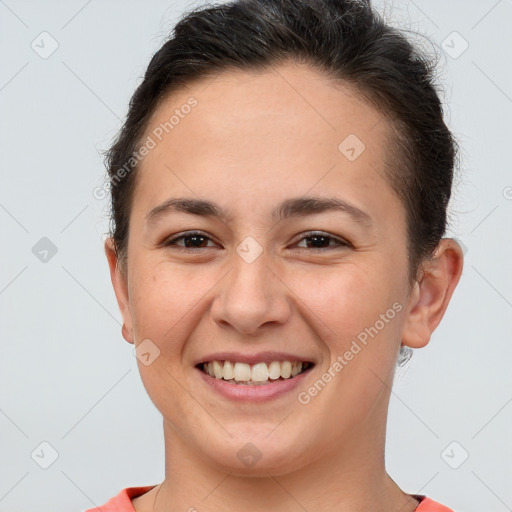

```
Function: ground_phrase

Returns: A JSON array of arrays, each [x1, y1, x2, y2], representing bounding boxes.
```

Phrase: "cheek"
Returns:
[[129, 261, 201, 338], [288, 258, 401, 342], [291, 258, 405, 402]]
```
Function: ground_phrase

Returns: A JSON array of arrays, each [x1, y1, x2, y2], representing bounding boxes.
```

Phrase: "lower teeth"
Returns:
[[221, 377, 293, 385]]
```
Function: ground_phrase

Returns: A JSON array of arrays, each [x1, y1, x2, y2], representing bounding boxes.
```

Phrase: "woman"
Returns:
[[88, 0, 463, 510]]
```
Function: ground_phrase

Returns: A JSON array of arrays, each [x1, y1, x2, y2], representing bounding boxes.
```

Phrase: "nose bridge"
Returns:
[[211, 241, 290, 334]]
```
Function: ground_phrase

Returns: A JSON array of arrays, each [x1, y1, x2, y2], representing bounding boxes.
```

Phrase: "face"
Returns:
[[106, 61, 427, 475]]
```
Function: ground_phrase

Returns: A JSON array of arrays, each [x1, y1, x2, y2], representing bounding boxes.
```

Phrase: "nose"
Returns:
[[210, 250, 292, 335]]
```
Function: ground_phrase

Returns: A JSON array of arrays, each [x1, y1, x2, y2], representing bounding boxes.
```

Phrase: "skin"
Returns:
[[105, 61, 463, 511]]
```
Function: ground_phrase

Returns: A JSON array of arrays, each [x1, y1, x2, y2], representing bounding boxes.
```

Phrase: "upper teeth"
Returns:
[[202, 360, 307, 383]]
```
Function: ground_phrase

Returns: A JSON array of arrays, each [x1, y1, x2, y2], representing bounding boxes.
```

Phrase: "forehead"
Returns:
[[143, 62, 387, 151], [133, 61, 401, 228]]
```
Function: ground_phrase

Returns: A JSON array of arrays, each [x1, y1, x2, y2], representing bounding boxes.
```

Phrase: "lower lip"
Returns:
[[196, 366, 314, 403]]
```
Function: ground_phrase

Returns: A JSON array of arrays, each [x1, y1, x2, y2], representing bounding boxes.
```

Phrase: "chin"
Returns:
[[193, 426, 315, 476]]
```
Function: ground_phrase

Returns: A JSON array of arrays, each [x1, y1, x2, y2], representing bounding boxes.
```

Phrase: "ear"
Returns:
[[104, 237, 134, 344], [401, 238, 464, 349]]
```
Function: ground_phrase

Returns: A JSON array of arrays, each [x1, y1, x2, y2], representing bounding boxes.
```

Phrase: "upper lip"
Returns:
[[194, 351, 316, 366]]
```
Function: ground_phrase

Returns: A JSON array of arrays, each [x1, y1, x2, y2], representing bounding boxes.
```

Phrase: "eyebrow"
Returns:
[[145, 195, 373, 227]]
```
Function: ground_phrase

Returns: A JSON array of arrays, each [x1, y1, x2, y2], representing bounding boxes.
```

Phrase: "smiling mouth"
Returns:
[[196, 360, 314, 385]]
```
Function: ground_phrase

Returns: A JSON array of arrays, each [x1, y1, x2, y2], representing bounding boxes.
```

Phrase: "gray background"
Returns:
[[0, 1, 511, 511]]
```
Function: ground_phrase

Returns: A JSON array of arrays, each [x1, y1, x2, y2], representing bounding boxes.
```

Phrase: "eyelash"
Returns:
[[163, 230, 351, 251]]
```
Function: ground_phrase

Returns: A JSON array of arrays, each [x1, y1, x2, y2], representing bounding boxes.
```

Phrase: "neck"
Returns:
[[146, 402, 419, 512]]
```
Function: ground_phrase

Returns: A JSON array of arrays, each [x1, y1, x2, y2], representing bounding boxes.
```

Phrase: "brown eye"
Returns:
[[295, 231, 350, 250], [164, 231, 217, 250]]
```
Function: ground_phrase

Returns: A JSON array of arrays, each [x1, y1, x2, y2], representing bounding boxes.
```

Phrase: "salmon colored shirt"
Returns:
[[83, 486, 455, 511]]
